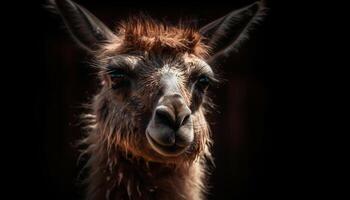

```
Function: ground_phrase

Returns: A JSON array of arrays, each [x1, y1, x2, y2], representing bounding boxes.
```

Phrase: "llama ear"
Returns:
[[200, 1, 266, 66], [48, 0, 115, 52]]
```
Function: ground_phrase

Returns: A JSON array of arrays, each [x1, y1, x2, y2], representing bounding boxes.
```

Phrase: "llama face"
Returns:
[[94, 51, 214, 162], [90, 17, 215, 162]]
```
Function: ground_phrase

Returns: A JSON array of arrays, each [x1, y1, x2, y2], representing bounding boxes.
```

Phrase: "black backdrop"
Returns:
[[4, 0, 315, 199]]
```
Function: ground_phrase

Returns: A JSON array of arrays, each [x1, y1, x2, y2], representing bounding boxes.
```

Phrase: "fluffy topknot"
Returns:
[[99, 15, 209, 58]]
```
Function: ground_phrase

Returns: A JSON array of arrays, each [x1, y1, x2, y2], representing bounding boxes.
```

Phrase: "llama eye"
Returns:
[[109, 69, 126, 78], [197, 75, 210, 89], [108, 69, 129, 88]]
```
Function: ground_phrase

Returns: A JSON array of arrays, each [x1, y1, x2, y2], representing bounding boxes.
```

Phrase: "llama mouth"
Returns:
[[146, 131, 188, 157]]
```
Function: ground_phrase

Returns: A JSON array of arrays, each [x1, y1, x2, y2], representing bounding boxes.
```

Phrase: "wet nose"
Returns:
[[155, 94, 191, 130], [147, 93, 193, 150]]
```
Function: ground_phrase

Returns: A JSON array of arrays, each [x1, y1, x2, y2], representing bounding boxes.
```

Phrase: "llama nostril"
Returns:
[[179, 113, 190, 127], [155, 107, 176, 128], [177, 107, 192, 127]]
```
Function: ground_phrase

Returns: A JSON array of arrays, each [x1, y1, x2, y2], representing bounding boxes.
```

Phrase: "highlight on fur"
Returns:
[[98, 15, 210, 59]]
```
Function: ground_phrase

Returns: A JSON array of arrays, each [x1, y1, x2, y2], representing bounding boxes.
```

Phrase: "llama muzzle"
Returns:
[[146, 92, 194, 157]]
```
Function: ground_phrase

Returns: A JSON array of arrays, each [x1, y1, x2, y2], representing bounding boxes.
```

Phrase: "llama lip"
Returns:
[[146, 131, 188, 157]]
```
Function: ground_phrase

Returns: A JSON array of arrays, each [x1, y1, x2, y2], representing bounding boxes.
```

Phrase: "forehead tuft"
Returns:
[[99, 15, 209, 59]]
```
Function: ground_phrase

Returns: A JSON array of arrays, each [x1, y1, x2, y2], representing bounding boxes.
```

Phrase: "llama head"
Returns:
[[50, 0, 265, 164]]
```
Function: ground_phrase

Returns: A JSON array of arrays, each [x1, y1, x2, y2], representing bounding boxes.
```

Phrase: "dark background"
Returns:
[[4, 0, 324, 199]]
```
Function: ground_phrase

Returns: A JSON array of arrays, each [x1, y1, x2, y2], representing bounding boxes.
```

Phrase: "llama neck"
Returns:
[[88, 150, 206, 200]]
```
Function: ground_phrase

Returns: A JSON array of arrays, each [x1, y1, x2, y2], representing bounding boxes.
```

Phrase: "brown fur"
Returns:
[[98, 16, 209, 59], [79, 16, 214, 200]]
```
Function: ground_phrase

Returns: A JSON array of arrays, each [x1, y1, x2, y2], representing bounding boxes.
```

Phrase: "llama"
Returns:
[[49, 0, 265, 199]]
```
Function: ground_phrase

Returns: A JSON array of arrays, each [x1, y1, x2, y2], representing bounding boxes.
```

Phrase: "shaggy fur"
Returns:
[[98, 16, 210, 59], [79, 16, 214, 200]]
